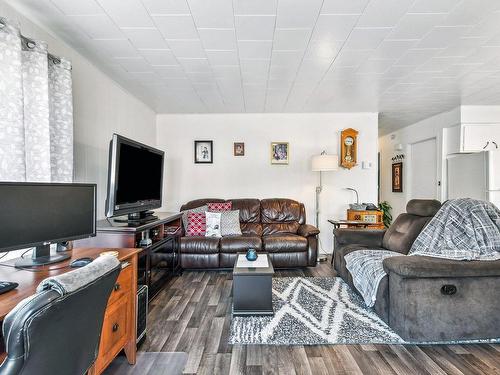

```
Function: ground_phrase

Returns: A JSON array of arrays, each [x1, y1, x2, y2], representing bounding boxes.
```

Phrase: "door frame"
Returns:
[[407, 137, 439, 202]]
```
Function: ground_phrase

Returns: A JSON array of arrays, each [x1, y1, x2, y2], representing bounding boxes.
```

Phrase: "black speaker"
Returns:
[[137, 284, 148, 344]]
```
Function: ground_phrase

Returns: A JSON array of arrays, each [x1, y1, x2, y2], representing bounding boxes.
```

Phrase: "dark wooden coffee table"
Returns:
[[232, 253, 274, 316]]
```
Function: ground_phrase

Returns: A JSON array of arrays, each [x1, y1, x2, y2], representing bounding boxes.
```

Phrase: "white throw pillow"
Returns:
[[221, 210, 242, 236], [205, 211, 222, 237]]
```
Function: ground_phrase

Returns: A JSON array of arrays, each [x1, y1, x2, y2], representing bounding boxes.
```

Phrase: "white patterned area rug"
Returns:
[[229, 277, 500, 345], [230, 277, 403, 345]]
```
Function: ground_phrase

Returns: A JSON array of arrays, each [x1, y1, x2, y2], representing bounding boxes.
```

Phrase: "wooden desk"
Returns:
[[0, 247, 141, 374]]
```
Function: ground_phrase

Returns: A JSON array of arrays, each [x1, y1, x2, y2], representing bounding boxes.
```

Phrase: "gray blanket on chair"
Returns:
[[37, 255, 120, 295], [346, 198, 500, 308], [409, 198, 500, 261], [344, 250, 400, 307]]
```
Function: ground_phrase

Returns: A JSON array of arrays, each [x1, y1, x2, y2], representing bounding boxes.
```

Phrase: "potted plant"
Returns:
[[378, 201, 392, 228]]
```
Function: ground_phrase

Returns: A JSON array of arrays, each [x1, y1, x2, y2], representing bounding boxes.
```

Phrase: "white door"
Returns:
[[409, 138, 437, 199]]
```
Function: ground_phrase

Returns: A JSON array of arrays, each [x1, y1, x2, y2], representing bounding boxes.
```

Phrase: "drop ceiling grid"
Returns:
[[7, 0, 500, 130]]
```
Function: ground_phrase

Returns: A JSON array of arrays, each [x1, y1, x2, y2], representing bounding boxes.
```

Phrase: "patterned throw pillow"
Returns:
[[207, 201, 232, 212], [205, 212, 222, 237], [221, 210, 242, 236], [182, 205, 208, 229], [186, 212, 206, 236]]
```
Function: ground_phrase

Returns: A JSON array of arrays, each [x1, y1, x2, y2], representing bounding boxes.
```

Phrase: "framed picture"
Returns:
[[270, 142, 289, 165], [234, 142, 245, 156], [194, 140, 213, 164], [392, 162, 403, 192]]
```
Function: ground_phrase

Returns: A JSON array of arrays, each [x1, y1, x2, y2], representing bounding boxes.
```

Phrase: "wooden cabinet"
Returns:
[[346, 209, 384, 229], [89, 250, 138, 375], [462, 124, 500, 152]]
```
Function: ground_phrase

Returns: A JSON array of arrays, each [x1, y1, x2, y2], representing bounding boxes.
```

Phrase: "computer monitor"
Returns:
[[0, 182, 96, 268]]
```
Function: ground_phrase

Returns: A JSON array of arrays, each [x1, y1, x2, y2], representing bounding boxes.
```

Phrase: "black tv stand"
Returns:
[[15, 244, 70, 268], [114, 211, 158, 225]]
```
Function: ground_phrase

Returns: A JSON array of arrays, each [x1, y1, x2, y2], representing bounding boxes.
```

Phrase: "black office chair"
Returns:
[[0, 256, 121, 375]]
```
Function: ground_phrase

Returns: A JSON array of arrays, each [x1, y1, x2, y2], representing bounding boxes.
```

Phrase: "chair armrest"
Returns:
[[298, 224, 320, 237], [333, 229, 386, 247], [383, 256, 500, 279]]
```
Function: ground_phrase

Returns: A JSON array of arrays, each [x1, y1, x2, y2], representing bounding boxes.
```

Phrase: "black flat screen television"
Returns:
[[105, 134, 164, 222]]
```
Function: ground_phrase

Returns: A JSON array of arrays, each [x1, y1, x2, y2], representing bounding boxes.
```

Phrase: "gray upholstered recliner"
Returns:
[[334, 199, 441, 323], [334, 199, 500, 342], [0, 257, 121, 375]]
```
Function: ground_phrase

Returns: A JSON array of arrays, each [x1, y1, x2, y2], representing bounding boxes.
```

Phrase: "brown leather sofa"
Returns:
[[179, 198, 319, 269]]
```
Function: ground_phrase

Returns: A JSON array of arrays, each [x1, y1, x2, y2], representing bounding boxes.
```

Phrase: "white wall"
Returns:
[[157, 113, 379, 252], [379, 105, 500, 218], [0, 1, 157, 219], [379, 108, 460, 218]]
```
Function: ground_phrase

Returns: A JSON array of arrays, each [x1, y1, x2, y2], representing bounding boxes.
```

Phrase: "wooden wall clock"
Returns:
[[340, 128, 358, 169]]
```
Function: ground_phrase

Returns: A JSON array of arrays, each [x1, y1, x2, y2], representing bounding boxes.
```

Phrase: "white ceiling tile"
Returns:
[[96, 0, 154, 27], [114, 57, 152, 72], [153, 65, 186, 78], [91, 39, 138, 57], [187, 0, 234, 28], [235, 16, 276, 40], [344, 28, 392, 50], [357, 58, 396, 74], [178, 58, 211, 72], [409, 0, 457, 13], [198, 29, 237, 50], [50, 0, 103, 15], [122, 28, 169, 49], [162, 78, 193, 88], [396, 48, 442, 66], [271, 50, 303, 66], [139, 49, 178, 64], [388, 13, 447, 40], [142, 0, 190, 15], [417, 26, 473, 49], [238, 40, 273, 58], [276, 0, 323, 28], [153, 15, 198, 39], [233, 0, 277, 15], [273, 29, 311, 50], [357, 0, 413, 28], [13, 0, 500, 129], [332, 49, 373, 66], [240, 59, 269, 74], [269, 65, 300, 80], [321, 0, 369, 15], [304, 40, 342, 59], [69, 14, 124, 39], [206, 50, 239, 65], [212, 65, 241, 79], [167, 39, 206, 58], [373, 40, 418, 59], [440, 1, 500, 26], [311, 15, 358, 42]]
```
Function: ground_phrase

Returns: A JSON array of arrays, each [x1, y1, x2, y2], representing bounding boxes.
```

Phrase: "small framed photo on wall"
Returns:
[[234, 142, 245, 156], [194, 140, 213, 164], [392, 162, 403, 192], [271, 142, 289, 165]]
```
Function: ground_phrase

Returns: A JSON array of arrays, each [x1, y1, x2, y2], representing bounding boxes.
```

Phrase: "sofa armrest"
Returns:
[[298, 224, 320, 237], [383, 255, 500, 279], [333, 229, 386, 247]]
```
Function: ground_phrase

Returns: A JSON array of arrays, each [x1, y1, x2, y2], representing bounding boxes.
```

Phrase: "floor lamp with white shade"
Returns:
[[311, 151, 339, 261]]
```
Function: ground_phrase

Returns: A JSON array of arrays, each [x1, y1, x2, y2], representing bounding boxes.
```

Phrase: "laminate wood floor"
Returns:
[[141, 258, 500, 375]]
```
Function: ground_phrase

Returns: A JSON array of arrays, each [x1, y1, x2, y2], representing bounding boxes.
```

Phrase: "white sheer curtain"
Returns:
[[0, 17, 73, 182]]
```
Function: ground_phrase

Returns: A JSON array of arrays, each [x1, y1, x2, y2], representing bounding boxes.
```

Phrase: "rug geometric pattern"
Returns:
[[230, 277, 404, 345]]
